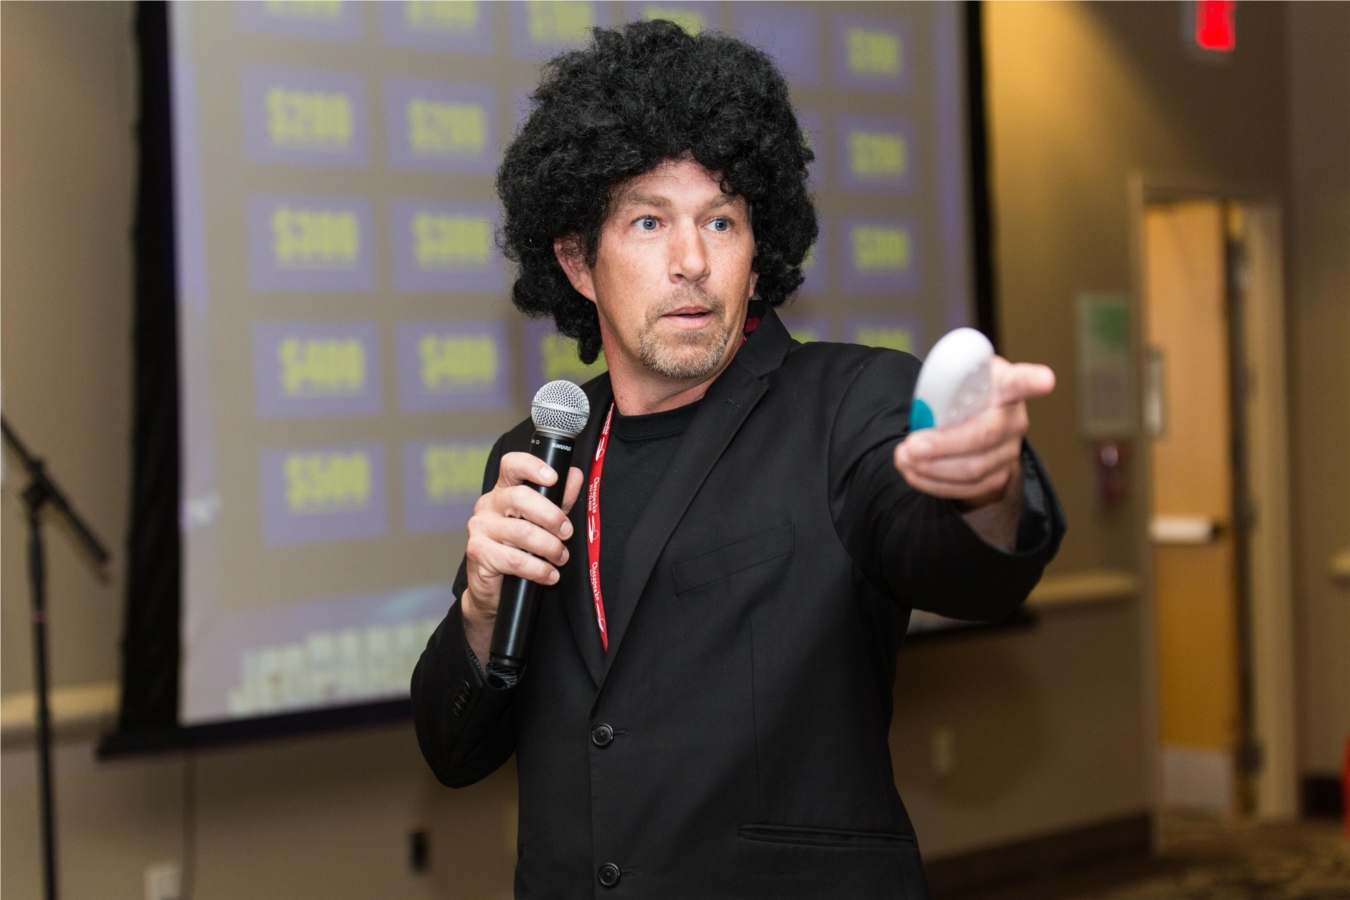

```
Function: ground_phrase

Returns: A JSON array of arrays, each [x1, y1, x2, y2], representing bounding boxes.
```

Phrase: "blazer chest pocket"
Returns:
[[672, 523, 793, 595]]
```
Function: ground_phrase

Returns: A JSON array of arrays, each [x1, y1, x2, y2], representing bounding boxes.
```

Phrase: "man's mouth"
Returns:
[[659, 305, 715, 329]]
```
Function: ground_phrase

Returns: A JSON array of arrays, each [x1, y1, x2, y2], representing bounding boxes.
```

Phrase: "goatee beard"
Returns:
[[636, 289, 734, 381]]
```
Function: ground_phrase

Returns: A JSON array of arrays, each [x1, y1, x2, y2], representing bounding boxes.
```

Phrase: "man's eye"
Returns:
[[709, 218, 731, 232], [637, 217, 658, 231]]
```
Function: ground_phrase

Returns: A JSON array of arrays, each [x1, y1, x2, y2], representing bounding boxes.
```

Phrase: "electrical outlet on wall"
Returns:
[[931, 727, 955, 778], [144, 862, 180, 900]]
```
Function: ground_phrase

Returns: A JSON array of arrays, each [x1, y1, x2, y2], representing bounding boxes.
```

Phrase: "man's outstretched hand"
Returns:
[[893, 357, 1055, 548]]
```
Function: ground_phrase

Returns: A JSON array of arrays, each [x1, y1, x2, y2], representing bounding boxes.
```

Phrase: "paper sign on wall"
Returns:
[[1076, 292, 1135, 438]]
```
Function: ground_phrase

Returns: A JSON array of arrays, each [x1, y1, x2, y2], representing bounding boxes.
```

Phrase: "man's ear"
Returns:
[[553, 237, 597, 303]]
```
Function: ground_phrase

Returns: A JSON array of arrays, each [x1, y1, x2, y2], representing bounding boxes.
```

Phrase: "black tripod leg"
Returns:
[[29, 508, 58, 900]]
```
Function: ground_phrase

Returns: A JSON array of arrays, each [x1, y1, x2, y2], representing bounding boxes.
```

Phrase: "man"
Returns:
[[414, 20, 1065, 898]]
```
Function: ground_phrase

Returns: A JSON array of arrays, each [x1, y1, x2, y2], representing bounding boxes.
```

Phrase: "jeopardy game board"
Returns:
[[171, 1, 977, 724]]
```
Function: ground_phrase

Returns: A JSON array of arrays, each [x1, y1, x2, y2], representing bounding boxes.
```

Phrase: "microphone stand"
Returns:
[[2, 415, 110, 900]]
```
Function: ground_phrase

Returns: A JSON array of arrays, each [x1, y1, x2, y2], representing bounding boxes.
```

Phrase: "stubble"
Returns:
[[636, 288, 735, 380]]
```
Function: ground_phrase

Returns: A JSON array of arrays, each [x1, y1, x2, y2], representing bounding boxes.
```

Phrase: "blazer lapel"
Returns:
[[598, 308, 793, 686], [559, 374, 613, 689]]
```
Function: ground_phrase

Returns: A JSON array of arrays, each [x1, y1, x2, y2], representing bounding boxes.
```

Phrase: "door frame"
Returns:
[[1127, 173, 1298, 823]]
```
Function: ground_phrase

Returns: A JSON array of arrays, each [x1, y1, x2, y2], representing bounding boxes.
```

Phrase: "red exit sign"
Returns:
[[1194, 0, 1236, 53]]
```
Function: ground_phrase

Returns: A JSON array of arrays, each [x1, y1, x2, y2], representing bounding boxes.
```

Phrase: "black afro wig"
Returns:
[[497, 19, 818, 364]]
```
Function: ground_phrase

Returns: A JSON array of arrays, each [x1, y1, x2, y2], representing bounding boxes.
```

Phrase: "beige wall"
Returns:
[[2, 728, 506, 900], [893, 605, 1146, 855], [1287, 2, 1350, 776], [987, 1, 1287, 578], [1, 0, 137, 695], [3, 2, 1341, 897]]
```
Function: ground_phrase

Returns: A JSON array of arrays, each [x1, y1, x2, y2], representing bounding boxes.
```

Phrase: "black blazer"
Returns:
[[413, 308, 1065, 899]]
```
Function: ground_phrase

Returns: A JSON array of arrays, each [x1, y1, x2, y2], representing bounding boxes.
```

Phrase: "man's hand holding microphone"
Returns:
[[459, 381, 591, 680], [461, 456, 584, 665]]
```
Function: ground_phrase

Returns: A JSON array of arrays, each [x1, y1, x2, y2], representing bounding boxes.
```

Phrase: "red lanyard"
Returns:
[[586, 402, 615, 650], [584, 312, 760, 649]]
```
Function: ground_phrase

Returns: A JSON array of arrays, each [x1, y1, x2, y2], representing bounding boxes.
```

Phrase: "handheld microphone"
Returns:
[[487, 380, 591, 684]]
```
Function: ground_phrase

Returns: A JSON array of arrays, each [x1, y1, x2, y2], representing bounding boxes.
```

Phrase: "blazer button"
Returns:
[[591, 724, 615, 747], [598, 863, 621, 887]]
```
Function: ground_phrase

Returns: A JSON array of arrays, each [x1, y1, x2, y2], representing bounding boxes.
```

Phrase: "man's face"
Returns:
[[557, 158, 758, 385]]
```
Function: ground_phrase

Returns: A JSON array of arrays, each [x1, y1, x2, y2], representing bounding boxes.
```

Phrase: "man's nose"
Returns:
[[668, 218, 711, 283]]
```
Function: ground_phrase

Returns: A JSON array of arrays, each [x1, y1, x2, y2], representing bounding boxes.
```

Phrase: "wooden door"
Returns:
[[1144, 200, 1240, 813]]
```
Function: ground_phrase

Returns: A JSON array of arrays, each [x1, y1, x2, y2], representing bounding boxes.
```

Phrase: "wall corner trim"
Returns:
[[1027, 569, 1139, 611], [1, 683, 120, 749]]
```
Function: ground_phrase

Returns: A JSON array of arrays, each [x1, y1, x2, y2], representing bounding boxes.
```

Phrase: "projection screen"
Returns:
[[164, 0, 987, 728]]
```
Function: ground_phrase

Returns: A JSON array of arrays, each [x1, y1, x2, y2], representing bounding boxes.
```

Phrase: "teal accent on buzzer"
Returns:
[[909, 398, 934, 431]]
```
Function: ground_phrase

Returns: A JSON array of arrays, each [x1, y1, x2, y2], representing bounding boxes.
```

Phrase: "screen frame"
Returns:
[[102, 0, 1006, 759]]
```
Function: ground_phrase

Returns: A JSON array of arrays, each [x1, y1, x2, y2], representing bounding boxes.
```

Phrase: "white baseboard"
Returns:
[[1161, 745, 1234, 812]]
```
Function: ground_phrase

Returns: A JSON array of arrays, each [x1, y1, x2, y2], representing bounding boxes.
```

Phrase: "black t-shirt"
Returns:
[[597, 399, 702, 651]]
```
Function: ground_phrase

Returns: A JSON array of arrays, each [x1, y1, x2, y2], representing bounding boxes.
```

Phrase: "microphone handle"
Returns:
[[488, 431, 577, 679]]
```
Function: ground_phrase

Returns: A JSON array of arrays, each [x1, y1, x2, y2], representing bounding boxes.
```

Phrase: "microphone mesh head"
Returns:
[[531, 380, 591, 438]]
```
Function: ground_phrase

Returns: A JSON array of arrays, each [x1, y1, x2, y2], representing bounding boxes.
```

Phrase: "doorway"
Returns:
[[1139, 194, 1296, 820]]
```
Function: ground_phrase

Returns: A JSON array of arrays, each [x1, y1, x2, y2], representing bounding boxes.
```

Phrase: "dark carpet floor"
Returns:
[[957, 814, 1350, 900]]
